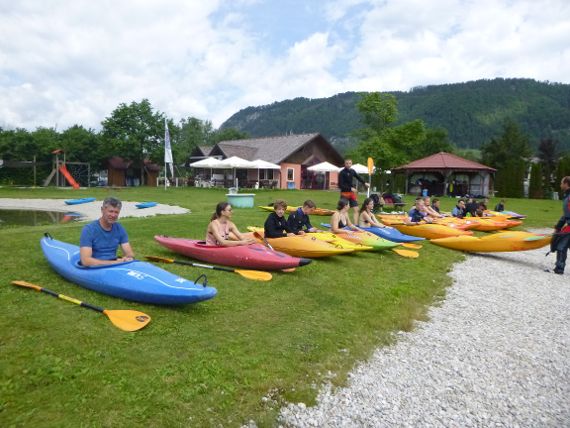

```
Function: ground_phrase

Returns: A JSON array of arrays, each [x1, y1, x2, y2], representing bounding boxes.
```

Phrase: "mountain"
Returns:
[[220, 78, 570, 154]]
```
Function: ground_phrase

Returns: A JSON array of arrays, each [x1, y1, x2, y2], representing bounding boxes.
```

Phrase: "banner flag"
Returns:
[[164, 119, 174, 178]]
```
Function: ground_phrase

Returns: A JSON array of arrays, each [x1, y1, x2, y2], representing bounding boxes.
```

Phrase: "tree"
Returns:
[[481, 120, 532, 197], [101, 100, 165, 184], [356, 92, 398, 133]]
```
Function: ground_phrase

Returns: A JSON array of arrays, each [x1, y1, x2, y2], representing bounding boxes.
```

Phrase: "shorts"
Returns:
[[340, 191, 359, 208]]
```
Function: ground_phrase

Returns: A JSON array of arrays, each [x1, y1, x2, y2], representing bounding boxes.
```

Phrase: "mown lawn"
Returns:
[[0, 187, 561, 427]]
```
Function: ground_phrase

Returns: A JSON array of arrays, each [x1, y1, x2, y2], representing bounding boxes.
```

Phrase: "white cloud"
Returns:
[[1, 0, 569, 131]]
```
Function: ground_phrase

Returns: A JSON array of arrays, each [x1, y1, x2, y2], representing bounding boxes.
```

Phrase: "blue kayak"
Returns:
[[40, 236, 217, 305], [358, 226, 425, 243], [320, 223, 424, 243], [135, 202, 158, 209], [64, 197, 96, 205]]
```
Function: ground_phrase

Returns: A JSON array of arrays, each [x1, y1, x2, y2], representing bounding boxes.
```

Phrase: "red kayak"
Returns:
[[154, 236, 311, 270]]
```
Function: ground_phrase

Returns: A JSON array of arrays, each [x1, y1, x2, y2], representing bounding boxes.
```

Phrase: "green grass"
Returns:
[[0, 187, 561, 427]]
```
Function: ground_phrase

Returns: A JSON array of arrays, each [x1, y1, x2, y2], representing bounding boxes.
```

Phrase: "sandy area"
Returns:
[[0, 198, 189, 221]]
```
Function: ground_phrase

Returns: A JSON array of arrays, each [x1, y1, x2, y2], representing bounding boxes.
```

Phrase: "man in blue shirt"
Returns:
[[80, 197, 134, 266], [407, 198, 432, 224]]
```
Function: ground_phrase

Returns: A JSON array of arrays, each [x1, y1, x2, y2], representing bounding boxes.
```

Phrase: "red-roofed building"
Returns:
[[393, 152, 496, 197]]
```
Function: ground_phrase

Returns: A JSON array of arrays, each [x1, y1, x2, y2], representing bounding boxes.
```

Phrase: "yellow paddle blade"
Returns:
[[103, 309, 151, 332], [401, 243, 422, 249], [281, 268, 296, 273], [392, 248, 419, 258], [367, 157, 374, 174], [234, 269, 272, 281]]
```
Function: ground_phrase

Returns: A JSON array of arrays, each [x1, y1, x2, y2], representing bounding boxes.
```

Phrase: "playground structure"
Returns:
[[43, 149, 90, 189]]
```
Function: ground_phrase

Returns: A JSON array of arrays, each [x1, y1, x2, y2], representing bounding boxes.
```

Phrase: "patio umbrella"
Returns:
[[218, 156, 256, 189], [308, 161, 340, 189], [250, 159, 281, 184], [188, 157, 225, 182]]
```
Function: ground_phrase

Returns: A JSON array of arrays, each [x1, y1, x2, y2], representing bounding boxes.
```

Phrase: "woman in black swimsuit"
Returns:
[[331, 198, 360, 234]]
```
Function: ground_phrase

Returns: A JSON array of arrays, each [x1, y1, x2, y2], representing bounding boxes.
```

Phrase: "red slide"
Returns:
[[59, 165, 80, 189]]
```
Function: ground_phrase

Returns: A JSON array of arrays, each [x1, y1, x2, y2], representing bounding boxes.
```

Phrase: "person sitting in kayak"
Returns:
[[358, 197, 386, 228], [422, 196, 445, 218], [406, 198, 433, 224], [331, 198, 360, 234], [494, 199, 506, 212], [80, 197, 135, 266], [264, 199, 296, 238], [452, 199, 467, 218], [287, 199, 318, 235], [206, 202, 256, 246], [431, 198, 444, 215]]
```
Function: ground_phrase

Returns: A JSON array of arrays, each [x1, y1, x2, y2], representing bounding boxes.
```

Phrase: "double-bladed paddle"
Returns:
[[11, 280, 151, 332], [145, 256, 272, 281]]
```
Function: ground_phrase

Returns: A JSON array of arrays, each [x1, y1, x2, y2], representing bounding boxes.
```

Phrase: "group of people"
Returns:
[[78, 163, 570, 276]]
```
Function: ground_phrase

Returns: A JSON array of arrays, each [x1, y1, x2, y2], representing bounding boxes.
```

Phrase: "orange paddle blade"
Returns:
[[392, 248, 419, 258], [103, 310, 151, 332]]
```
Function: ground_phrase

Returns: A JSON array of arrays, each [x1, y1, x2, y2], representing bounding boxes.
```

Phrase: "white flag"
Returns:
[[164, 119, 174, 178]]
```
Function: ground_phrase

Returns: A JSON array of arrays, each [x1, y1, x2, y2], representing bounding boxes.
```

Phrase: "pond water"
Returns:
[[0, 209, 83, 227]]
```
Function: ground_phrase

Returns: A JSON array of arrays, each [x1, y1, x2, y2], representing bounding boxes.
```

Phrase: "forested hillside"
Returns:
[[221, 78, 570, 153]]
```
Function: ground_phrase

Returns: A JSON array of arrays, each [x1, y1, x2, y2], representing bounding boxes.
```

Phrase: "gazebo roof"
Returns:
[[393, 152, 496, 172]]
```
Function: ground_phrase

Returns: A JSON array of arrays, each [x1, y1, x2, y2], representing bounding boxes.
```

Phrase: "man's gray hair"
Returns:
[[102, 197, 122, 209]]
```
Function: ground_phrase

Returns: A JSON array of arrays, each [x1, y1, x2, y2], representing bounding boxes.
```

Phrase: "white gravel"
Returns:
[[0, 198, 188, 221], [279, 231, 570, 427]]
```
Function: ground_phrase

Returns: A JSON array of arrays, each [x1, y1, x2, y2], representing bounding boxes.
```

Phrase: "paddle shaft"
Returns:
[[173, 259, 236, 273], [12, 281, 104, 313]]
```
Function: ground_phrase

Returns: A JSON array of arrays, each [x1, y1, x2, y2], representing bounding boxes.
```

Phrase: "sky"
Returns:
[[1, 0, 569, 131]]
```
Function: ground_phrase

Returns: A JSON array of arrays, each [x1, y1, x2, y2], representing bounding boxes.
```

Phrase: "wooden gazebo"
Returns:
[[393, 152, 496, 197]]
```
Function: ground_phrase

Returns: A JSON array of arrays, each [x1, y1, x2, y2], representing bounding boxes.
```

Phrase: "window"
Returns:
[[259, 169, 274, 180], [287, 168, 294, 181]]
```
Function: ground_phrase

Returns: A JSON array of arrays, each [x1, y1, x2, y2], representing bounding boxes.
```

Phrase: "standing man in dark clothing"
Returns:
[[552, 176, 570, 274], [287, 200, 318, 235], [338, 159, 370, 224]]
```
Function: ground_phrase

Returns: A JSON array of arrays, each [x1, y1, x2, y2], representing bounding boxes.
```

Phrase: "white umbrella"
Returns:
[[188, 157, 225, 168], [218, 156, 256, 169], [250, 159, 281, 186], [308, 161, 340, 172], [218, 156, 256, 190], [308, 161, 340, 189]]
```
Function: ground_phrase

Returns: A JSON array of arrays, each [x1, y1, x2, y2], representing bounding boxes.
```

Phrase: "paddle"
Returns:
[[400, 242, 422, 249], [367, 157, 374, 197], [145, 256, 272, 281], [11, 280, 150, 332], [391, 248, 419, 258]]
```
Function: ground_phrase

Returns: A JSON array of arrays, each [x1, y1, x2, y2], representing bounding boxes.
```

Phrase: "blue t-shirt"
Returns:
[[80, 220, 129, 260], [408, 207, 426, 223]]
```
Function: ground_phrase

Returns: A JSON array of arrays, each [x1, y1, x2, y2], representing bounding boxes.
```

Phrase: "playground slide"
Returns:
[[59, 165, 80, 189]]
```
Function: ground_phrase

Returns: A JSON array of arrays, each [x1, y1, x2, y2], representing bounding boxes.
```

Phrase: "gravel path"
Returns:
[[280, 235, 570, 427]]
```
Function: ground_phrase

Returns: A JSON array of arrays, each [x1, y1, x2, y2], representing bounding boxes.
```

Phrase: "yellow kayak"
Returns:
[[310, 231, 374, 252], [431, 232, 551, 252], [245, 228, 354, 258], [389, 223, 473, 240]]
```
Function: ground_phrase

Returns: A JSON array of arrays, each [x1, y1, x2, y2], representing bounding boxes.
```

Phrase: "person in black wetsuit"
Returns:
[[264, 199, 296, 238], [287, 200, 318, 235], [338, 159, 369, 224], [551, 176, 570, 274]]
